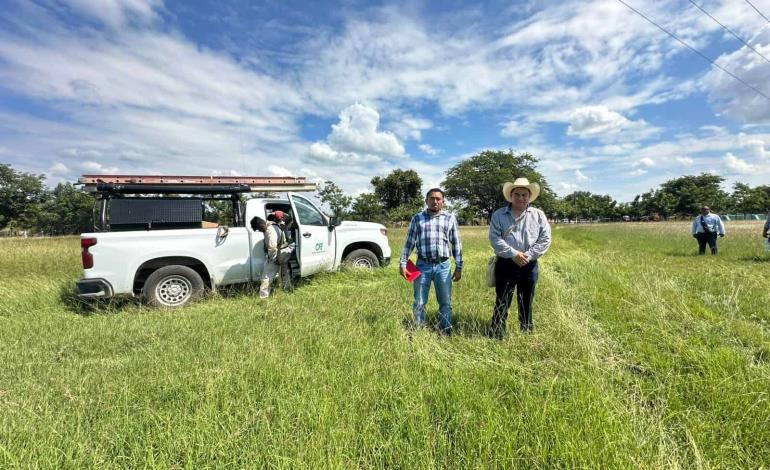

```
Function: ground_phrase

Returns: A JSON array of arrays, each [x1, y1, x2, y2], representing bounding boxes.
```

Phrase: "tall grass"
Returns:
[[0, 222, 768, 468]]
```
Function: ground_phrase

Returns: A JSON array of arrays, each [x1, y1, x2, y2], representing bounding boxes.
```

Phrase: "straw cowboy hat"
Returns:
[[503, 177, 540, 203]]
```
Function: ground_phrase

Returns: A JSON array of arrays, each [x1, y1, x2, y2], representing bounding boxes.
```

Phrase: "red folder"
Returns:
[[404, 259, 421, 282]]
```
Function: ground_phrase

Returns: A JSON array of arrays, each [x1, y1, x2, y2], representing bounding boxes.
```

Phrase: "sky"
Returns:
[[1, 0, 769, 203]]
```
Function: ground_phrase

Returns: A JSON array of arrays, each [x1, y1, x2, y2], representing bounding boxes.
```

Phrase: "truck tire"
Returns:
[[343, 249, 380, 270], [143, 265, 205, 308]]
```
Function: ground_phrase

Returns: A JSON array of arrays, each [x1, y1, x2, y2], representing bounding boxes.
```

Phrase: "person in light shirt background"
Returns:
[[691, 206, 725, 255], [488, 178, 552, 338]]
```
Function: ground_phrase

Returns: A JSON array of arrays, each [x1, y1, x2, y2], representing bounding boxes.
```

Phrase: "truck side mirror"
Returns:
[[329, 216, 342, 231]]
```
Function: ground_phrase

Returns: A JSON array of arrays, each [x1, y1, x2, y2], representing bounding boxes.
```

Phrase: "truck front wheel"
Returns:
[[343, 249, 380, 270], [143, 265, 205, 308]]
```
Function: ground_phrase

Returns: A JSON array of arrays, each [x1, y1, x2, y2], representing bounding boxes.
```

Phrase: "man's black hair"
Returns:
[[250, 216, 266, 231], [425, 188, 445, 199]]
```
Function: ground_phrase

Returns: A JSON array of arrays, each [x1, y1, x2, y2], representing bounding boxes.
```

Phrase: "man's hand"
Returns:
[[692, 234, 697, 238], [452, 270, 462, 282], [763, 232, 768, 239], [399, 265, 408, 279], [719, 233, 724, 238], [513, 251, 530, 267]]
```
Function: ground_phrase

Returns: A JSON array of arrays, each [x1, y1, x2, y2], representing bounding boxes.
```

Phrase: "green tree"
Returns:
[[0, 163, 47, 230], [350, 193, 385, 222], [318, 181, 352, 218], [730, 183, 770, 214], [659, 173, 728, 216], [371, 169, 422, 210], [563, 191, 618, 220], [35, 183, 95, 235], [386, 199, 424, 224], [442, 150, 555, 220]]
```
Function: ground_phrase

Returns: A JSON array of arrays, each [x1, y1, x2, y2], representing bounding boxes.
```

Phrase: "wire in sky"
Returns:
[[614, 0, 770, 102], [687, 0, 770, 66], [743, 0, 770, 23]]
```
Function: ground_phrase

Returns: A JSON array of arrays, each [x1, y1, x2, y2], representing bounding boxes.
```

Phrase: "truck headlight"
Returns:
[[380, 228, 387, 236]]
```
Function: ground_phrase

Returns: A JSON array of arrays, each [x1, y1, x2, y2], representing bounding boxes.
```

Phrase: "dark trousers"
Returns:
[[491, 257, 539, 335], [696, 232, 718, 254]]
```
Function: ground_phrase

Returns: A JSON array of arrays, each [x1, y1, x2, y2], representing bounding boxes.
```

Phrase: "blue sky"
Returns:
[[1, 0, 769, 202]]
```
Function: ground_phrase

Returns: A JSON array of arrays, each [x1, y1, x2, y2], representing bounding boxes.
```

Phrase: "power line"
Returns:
[[614, 0, 770, 102], [688, 0, 770, 66], [743, 0, 770, 23]]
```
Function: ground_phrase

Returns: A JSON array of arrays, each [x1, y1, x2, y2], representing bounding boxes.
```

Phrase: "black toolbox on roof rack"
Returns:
[[108, 198, 203, 231]]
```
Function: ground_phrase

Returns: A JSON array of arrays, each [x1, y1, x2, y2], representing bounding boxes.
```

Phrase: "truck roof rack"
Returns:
[[78, 174, 318, 193]]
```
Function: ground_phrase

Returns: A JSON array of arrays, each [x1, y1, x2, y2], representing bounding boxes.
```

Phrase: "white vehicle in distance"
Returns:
[[75, 175, 391, 308]]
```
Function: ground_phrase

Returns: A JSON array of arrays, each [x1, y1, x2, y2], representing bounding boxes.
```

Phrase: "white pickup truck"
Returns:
[[76, 193, 391, 307]]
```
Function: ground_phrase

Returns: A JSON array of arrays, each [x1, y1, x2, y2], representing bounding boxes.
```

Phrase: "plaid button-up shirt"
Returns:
[[399, 210, 463, 271]]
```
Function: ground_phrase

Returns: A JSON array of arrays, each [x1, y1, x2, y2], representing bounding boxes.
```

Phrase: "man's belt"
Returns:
[[418, 256, 449, 263]]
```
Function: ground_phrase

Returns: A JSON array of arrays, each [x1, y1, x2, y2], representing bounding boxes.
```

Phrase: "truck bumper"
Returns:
[[76, 278, 114, 298], [381, 256, 391, 266]]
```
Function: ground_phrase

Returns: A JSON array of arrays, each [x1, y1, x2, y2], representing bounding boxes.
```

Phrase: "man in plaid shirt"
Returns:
[[399, 188, 463, 334]]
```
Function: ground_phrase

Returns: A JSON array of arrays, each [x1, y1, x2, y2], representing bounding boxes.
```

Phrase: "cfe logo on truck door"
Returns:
[[314, 242, 324, 252]]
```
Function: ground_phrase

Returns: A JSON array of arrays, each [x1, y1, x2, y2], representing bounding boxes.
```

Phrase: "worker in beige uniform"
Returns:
[[251, 216, 293, 298]]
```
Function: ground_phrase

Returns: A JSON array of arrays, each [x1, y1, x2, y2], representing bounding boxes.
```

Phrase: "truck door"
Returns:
[[288, 193, 335, 276], [210, 226, 251, 284]]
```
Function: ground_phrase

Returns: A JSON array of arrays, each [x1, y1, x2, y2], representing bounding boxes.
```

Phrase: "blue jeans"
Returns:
[[413, 259, 453, 332]]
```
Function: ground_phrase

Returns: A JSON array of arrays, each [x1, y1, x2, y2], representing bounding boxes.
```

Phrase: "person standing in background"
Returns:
[[691, 206, 725, 255]]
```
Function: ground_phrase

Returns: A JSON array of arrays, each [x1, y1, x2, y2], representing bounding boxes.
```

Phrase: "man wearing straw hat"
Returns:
[[488, 177, 552, 338]]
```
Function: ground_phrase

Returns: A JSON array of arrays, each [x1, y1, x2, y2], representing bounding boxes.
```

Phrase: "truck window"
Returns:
[[293, 196, 326, 226]]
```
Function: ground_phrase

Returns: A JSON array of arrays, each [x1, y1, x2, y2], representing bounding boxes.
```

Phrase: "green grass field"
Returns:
[[1, 222, 769, 468]]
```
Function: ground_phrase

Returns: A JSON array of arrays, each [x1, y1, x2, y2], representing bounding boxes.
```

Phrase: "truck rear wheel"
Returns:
[[343, 249, 380, 270], [143, 265, 205, 308]]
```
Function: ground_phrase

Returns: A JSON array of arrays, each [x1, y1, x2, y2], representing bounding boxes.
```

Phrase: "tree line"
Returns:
[[321, 150, 770, 223], [3, 153, 769, 235], [0, 164, 93, 235]]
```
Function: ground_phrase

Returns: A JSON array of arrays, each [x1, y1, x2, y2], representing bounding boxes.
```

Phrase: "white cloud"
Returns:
[[501, 119, 538, 138], [567, 106, 629, 137], [49, 162, 69, 175], [743, 139, 769, 159], [699, 125, 727, 135], [307, 142, 382, 165], [704, 27, 770, 123], [676, 156, 694, 166], [419, 144, 438, 155], [389, 116, 432, 141], [307, 104, 406, 166], [723, 152, 758, 174], [555, 181, 579, 194], [635, 157, 655, 168], [268, 165, 293, 176], [327, 104, 405, 158], [79, 160, 120, 174], [630, 169, 647, 176], [575, 169, 589, 182], [63, 0, 162, 29]]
